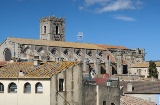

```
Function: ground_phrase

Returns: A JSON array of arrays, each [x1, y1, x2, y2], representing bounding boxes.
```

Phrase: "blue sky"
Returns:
[[0, 0, 160, 61]]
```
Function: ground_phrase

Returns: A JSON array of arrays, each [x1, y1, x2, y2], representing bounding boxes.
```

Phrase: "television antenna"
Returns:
[[77, 32, 83, 40]]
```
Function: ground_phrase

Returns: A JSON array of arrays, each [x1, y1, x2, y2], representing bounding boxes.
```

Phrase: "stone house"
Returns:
[[129, 62, 160, 79], [0, 61, 120, 105]]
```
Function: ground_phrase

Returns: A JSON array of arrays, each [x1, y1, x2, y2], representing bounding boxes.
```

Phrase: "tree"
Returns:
[[148, 60, 158, 78]]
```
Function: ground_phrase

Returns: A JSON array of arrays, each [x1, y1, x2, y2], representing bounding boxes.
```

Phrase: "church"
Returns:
[[0, 16, 145, 76]]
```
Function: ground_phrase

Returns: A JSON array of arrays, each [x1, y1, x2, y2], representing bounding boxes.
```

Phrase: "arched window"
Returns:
[[0, 83, 4, 93], [24, 83, 31, 93], [35, 82, 43, 93], [51, 48, 57, 55], [64, 49, 69, 55], [4, 49, 12, 61], [8, 82, 17, 93], [88, 50, 92, 56], [38, 47, 45, 56]]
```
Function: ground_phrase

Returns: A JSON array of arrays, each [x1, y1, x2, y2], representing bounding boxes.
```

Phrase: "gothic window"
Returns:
[[87, 50, 92, 56], [35, 82, 43, 93], [64, 49, 69, 55], [8, 82, 17, 93], [24, 82, 31, 93], [76, 50, 81, 56], [38, 47, 45, 56], [4, 49, 12, 61], [99, 51, 103, 56], [51, 48, 57, 55], [0, 83, 4, 93]]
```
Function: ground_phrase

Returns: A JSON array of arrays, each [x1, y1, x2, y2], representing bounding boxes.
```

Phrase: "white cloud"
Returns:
[[85, 0, 109, 6], [79, 6, 84, 10], [97, 0, 135, 13], [79, 0, 143, 13], [113, 15, 135, 21]]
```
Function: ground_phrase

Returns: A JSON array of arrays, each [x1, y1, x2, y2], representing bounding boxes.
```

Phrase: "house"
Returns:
[[120, 81, 160, 104], [129, 62, 160, 79], [0, 61, 120, 105]]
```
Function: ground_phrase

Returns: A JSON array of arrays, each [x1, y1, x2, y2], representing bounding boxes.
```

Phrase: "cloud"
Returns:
[[78, 0, 143, 13], [113, 15, 135, 21], [85, 0, 109, 6]]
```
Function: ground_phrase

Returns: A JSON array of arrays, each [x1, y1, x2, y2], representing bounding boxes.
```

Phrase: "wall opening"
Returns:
[[112, 66, 117, 75], [4, 49, 12, 61], [111, 103, 115, 105], [123, 65, 128, 74], [59, 79, 64, 91], [44, 26, 46, 34], [103, 101, 106, 105], [0, 83, 4, 92], [101, 66, 106, 74], [56, 26, 59, 34]]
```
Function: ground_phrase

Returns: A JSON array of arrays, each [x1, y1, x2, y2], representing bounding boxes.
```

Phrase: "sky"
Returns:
[[0, 0, 160, 61]]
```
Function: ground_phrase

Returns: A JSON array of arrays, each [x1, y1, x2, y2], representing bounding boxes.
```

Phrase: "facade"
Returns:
[[129, 62, 160, 79], [0, 61, 120, 105], [0, 16, 145, 76], [120, 81, 160, 104]]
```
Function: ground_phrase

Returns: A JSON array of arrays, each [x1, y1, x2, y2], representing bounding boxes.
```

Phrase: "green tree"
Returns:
[[148, 60, 158, 78]]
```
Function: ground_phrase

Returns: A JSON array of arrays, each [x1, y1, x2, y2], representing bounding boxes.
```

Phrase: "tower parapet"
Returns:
[[40, 16, 65, 41]]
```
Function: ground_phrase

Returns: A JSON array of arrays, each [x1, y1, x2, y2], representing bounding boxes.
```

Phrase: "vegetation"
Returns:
[[148, 60, 158, 78]]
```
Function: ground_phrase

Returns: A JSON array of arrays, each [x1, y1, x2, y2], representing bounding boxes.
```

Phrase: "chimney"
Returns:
[[19, 70, 25, 77], [34, 56, 40, 67]]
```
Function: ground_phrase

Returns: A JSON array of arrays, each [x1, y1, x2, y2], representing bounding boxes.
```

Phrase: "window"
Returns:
[[4, 49, 11, 61], [103, 101, 106, 105], [35, 82, 43, 93], [56, 26, 59, 34], [59, 79, 64, 91], [107, 56, 109, 60], [44, 26, 46, 34], [8, 82, 17, 93], [24, 83, 31, 93], [111, 103, 115, 105], [0, 83, 4, 93]]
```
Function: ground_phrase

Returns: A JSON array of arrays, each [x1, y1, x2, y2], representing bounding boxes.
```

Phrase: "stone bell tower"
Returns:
[[40, 16, 65, 41]]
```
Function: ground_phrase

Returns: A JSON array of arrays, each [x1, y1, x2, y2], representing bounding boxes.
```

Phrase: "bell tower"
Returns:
[[40, 16, 65, 41]]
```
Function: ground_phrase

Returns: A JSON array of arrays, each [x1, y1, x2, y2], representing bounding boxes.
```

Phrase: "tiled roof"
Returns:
[[8, 38, 105, 50], [0, 61, 78, 78], [120, 95, 156, 105], [97, 44, 128, 50], [131, 62, 160, 68], [120, 81, 160, 94], [0, 61, 7, 67]]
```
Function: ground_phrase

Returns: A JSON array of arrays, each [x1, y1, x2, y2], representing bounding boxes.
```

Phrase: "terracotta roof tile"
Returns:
[[8, 38, 105, 50], [0, 61, 7, 67], [131, 62, 160, 68], [0, 61, 78, 78], [120, 95, 156, 105], [97, 44, 128, 50]]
